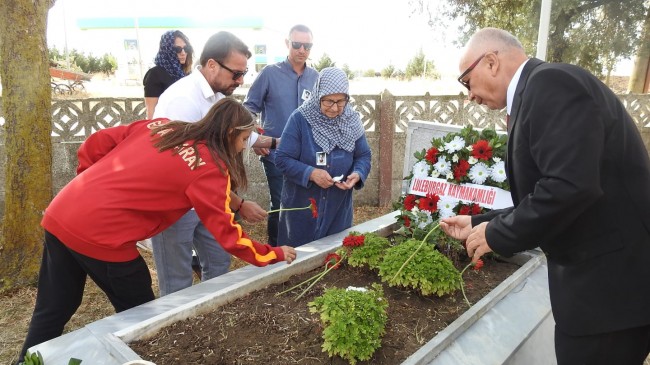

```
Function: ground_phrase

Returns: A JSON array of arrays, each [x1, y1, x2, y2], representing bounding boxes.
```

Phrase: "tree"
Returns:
[[0, 0, 54, 291], [341, 64, 355, 80], [411, 0, 649, 78], [628, 6, 650, 93], [381, 64, 396, 78], [311, 53, 336, 72], [405, 49, 440, 80]]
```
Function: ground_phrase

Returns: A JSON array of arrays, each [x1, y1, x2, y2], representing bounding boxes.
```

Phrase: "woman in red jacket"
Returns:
[[18, 98, 297, 362]]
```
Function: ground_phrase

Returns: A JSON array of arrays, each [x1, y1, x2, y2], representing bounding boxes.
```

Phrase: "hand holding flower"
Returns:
[[334, 172, 360, 190], [310, 168, 336, 189], [440, 215, 472, 241]]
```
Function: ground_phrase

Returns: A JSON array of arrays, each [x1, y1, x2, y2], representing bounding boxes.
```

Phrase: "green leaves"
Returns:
[[21, 350, 82, 365], [308, 284, 388, 365], [346, 233, 390, 269], [378, 239, 461, 297]]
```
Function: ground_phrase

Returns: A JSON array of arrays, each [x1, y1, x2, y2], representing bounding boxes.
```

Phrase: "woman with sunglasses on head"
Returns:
[[143, 30, 194, 119], [16, 98, 297, 364], [275, 67, 372, 247]]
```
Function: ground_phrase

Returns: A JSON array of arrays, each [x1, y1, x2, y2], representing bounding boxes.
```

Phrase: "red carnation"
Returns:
[[471, 203, 482, 215], [324, 252, 342, 269], [471, 140, 493, 161], [458, 205, 471, 215], [404, 194, 417, 211], [418, 193, 440, 212], [257, 127, 265, 135], [425, 147, 439, 164], [453, 159, 470, 181], [309, 198, 318, 218], [403, 216, 411, 228], [472, 259, 484, 271], [343, 234, 365, 247]]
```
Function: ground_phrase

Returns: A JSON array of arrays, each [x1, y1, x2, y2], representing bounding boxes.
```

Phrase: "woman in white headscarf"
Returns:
[[275, 67, 372, 247]]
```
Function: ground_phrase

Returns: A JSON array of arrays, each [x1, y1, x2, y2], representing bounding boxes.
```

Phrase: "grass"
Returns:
[[0, 205, 395, 364]]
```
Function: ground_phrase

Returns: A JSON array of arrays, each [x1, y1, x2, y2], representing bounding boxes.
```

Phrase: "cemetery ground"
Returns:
[[0, 205, 394, 365]]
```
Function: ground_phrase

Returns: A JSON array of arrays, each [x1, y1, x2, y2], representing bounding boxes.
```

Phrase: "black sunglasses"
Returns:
[[216, 60, 248, 80], [290, 41, 313, 51], [172, 45, 192, 54], [457, 51, 498, 91]]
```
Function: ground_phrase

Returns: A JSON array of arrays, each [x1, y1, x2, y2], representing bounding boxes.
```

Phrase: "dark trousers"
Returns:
[[555, 324, 650, 365], [261, 157, 283, 246], [18, 231, 154, 363]]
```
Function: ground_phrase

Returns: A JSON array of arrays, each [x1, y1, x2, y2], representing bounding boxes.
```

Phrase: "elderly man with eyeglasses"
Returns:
[[442, 27, 650, 364], [244, 24, 319, 246]]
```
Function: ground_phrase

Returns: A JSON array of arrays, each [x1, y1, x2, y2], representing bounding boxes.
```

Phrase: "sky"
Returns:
[[46, 0, 465, 77]]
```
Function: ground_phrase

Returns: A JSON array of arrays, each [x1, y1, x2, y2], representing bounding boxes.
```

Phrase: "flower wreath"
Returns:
[[394, 125, 510, 243]]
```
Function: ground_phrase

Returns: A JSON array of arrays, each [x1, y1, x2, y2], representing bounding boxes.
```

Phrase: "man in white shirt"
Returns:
[[152, 31, 271, 296]]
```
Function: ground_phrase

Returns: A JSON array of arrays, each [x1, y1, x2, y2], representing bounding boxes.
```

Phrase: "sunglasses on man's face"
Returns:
[[172, 45, 192, 54], [216, 60, 248, 80], [290, 41, 313, 51]]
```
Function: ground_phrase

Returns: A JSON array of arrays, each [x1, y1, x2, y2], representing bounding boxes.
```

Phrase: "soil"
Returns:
[[130, 254, 521, 365]]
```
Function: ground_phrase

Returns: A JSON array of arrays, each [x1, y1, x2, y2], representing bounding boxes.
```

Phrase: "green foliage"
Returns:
[[362, 69, 378, 77], [20, 351, 82, 365], [405, 49, 440, 80], [347, 233, 390, 269], [22, 350, 44, 365], [48, 47, 117, 75], [341, 63, 355, 80], [308, 283, 388, 365], [378, 239, 461, 297], [414, 0, 648, 76], [380, 64, 395, 78], [311, 53, 336, 72]]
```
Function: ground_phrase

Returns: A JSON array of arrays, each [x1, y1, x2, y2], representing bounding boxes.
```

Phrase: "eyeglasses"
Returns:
[[320, 97, 349, 108], [216, 60, 248, 80], [457, 51, 498, 91], [290, 41, 313, 51], [172, 45, 192, 54]]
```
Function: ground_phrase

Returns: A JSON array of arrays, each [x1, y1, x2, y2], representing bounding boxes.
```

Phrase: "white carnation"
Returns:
[[490, 160, 507, 183], [433, 156, 451, 176], [444, 136, 466, 153], [468, 156, 478, 165], [469, 162, 490, 184], [412, 160, 430, 178]]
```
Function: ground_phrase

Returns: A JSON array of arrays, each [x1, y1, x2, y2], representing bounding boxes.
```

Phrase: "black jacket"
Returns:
[[473, 58, 650, 336]]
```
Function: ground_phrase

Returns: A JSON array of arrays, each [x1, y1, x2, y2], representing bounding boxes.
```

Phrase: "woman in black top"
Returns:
[[143, 30, 193, 119]]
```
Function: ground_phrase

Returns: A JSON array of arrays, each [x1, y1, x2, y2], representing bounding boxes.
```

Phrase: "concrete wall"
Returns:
[[0, 93, 648, 216]]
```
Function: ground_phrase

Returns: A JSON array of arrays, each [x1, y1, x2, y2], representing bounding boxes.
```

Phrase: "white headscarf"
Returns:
[[298, 67, 365, 153]]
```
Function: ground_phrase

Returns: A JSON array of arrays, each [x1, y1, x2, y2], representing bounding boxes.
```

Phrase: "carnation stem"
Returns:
[[267, 205, 310, 214], [275, 268, 325, 297], [391, 223, 440, 281], [459, 262, 473, 308], [295, 263, 339, 300]]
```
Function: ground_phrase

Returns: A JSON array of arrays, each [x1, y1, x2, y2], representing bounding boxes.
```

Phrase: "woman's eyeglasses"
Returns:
[[320, 97, 349, 108], [290, 41, 313, 51], [172, 45, 192, 54], [216, 60, 248, 80]]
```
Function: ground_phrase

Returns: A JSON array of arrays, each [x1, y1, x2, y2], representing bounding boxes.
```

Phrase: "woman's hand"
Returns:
[[239, 200, 267, 222], [280, 246, 297, 264], [334, 172, 360, 190], [310, 169, 335, 189]]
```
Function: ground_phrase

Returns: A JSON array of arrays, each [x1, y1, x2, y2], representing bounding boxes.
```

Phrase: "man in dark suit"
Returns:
[[441, 27, 650, 364]]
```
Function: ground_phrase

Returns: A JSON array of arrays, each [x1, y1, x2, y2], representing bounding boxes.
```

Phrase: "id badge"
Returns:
[[301, 89, 311, 102], [316, 152, 326, 166]]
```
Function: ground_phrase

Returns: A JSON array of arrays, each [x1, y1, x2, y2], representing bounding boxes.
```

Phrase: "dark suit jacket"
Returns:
[[472, 58, 650, 336]]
